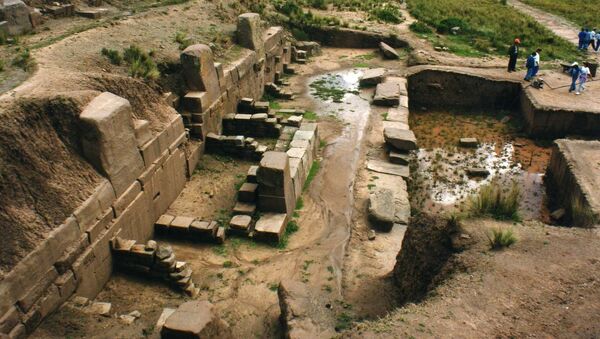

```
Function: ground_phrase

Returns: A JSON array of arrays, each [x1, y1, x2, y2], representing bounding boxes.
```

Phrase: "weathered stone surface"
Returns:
[[233, 202, 256, 216], [229, 215, 252, 232], [359, 68, 386, 87], [257, 151, 289, 187], [380, 42, 399, 59], [79, 92, 145, 196], [237, 13, 263, 52], [389, 151, 410, 165], [83, 302, 111, 317], [278, 279, 333, 339], [181, 44, 221, 107], [160, 301, 231, 339], [215, 227, 226, 244], [384, 128, 417, 151], [368, 188, 395, 231], [287, 115, 303, 127], [373, 81, 400, 106], [459, 137, 478, 148], [155, 214, 175, 233], [386, 106, 409, 124], [247, 165, 258, 183], [254, 213, 287, 242], [133, 119, 152, 147], [0, 306, 20, 334], [382, 120, 409, 131], [1, 0, 32, 35], [169, 216, 194, 234], [238, 182, 258, 203], [156, 308, 176, 331], [394, 182, 411, 225], [367, 160, 409, 178], [189, 220, 218, 238]]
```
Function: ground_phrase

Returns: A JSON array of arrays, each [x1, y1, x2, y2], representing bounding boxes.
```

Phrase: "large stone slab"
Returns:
[[373, 81, 400, 106], [368, 188, 395, 231], [379, 42, 399, 59], [237, 13, 264, 52], [160, 301, 231, 338], [367, 160, 409, 178], [386, 106, 409, 124], [383, 128, 417, 151], [79, 92, 145, 196], [254, 213, 288, 242], [359, 68, 386, 87], [180, 44, 221, 108]]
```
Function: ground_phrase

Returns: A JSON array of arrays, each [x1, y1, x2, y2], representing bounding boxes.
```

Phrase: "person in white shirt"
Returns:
[[576, 65, 591, 95], [532, 48, 541, 77]]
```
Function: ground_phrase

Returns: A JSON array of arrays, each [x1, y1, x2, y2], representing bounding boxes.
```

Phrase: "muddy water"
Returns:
[[305, 68, 372, 286]]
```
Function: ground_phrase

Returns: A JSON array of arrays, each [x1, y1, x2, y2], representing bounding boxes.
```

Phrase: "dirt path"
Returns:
[[508, 0, 599, 62]]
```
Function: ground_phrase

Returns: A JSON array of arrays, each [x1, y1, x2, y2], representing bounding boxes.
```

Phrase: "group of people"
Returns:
[[578, 28, 600, 52], [507, 38, 593, 94]]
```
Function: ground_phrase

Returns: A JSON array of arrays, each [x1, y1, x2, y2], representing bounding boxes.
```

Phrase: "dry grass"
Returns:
[[468, 180, 521, 222]]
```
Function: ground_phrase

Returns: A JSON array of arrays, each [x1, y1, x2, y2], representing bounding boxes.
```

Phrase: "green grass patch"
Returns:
[[304, 110, 317, 120], [303, 160, 321, 191], [296, 196, 304, 210], [269, 101, 281, 109], [12, 49, 34, 71], [277, 220, 300, 249], [212, 245, 227, 256], [335, 312, 353, 332], [468, 181, 521, 221], [101, 48, 122, 65], [407, 0, 582, 61], [486, 227, 517, 250], [520, 0, 599, 29], [174, 31, 192, 50]]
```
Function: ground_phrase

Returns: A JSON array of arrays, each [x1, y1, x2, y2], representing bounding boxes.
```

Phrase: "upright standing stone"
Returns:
[[1, 0, 33, 35], [79, 92, 145, 196], [237, 13, 264, 52], [257, 151, 295, 216], [180, 44, 221, 109]]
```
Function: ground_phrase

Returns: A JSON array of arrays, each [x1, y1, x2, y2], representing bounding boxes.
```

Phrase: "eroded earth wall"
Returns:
[[0, 18, 289, 338]]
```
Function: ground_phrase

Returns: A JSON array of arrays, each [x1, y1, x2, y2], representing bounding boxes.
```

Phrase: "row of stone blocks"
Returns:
[[0, 92, 193, 338], [111, 238, 199, 297], [154, 215, 226, 244], [205, 133, 268, 161], [222, 113, 282, 138]]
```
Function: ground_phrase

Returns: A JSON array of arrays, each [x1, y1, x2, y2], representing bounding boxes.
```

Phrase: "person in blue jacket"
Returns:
[[524, 52, 536, 81], [578, 28, 587, 50], [568, 62, 581, 93]]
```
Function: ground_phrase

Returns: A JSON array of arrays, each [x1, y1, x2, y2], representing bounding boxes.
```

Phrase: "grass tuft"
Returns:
[[468, 181, 521, 221], [303, 160, 321, 191], [486, 227, 517, 250]]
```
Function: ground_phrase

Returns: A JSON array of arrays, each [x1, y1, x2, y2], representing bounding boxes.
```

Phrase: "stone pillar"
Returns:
[[180, 44, 221, 108], [257, 151, 295, 216], [79, 92, 145, 197], [237, 13, 264, 52]]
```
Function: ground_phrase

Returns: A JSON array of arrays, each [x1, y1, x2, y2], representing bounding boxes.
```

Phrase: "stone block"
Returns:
[[169, 216, 195, 235], [73, 193, 102, 232], [133, 119, 152, 147], [54, 234, 89, 275], [257, 151, 289, 187], [1, 0, 32, 35], [379, 42, 399, 59], [238, 182, 258, 203], [247, 165, 258, 183], [79, 92, 145, 197], [180, 44, 221, 107], [8, 324, 25, 339], [160, 301, 230, 338], [459, 137, 478, 148], [253, 101, 269, 113], [155, 214, 175, 233], [54, 271, 77, 300], [254, 213, 288, 242], [189, 220, 218, 238], [386, 106, 409, 124], [287, 115, 303, 127], [182, 91, 209, 113], [112, 181, 142, 218], [383, 128, 417, 151], [0, 307, 20, 334], [140, 136, 161, 167], [86, 208, 113, 243], [237, 13, 263, 52], [382, 120, 410, 131], [233, 202, 256, 216], [359, 68, 386, 87], [96, 180, 116, 212], [37, 284, 61, 318], [389, 151, 410, 165], [229, 215, 252, 233], [215, 227, 226, 244], [17, 267, 58, 313], [373, 82, 400, 107], [368, 188, 395, 231]]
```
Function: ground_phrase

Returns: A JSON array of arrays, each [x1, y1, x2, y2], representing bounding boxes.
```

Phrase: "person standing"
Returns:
[[579, 28, 587, 50], [594, 29, 600, 52], [532, 48, 541, 77], [576, 64, 591, 95], [584, 28, 593, 50], [568, 62, 581, 93], [508, 38, 520, 72], [524, 52, 536, 81], [591, 28, 598, 50]]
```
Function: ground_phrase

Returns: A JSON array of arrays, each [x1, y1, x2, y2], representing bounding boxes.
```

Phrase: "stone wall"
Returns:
[[299, 25, 409, 48], [408, 67, 600, 138], [0, 15, 289, 338]]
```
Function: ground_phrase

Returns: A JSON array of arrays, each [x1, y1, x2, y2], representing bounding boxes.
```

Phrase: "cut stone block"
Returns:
[[359, 68, 386, 87], [161, 301, 230, 338], [380, 42, 399, 59], [155, 214, 175, 233], [79, 92, 145, 196], [257, 151, 290, 187], [189, 220, 218, 238], [287, 115, 303, 127], [215, 227, 226, 244], [247, 165, 258, 183], [459, 138, 479, 148], [389, 151, 410, 165], [368, 188, 395, 231], [367, 160, 410, 178], [170, 216, 195, 234], [237, 13, 264, 52], [229, 215, 252, 233], [386, 106, 409, 124], [253, 101, 269, 113], [238, 182, 258, 203], [382, 120, 410, 131], [373, 82, 400, 107], [1, 0, 32, 35], [233, 202, 256, 216], [384, 128, 417, 151], [181, 44, 221, 107], [133, 119, 152, 147], [254, 213, 288, 242], [182, 91, 209, 113]]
